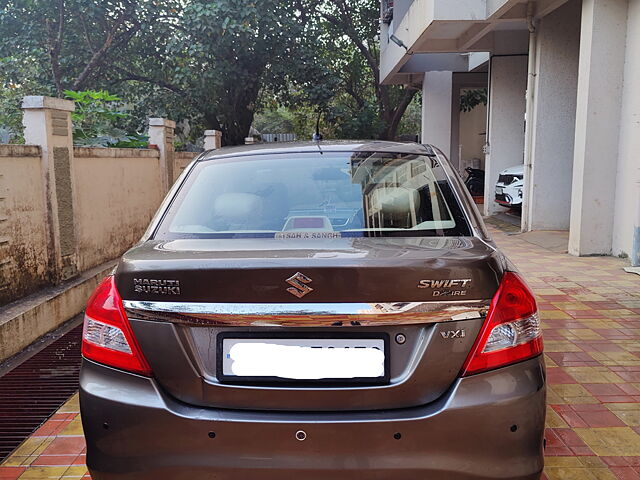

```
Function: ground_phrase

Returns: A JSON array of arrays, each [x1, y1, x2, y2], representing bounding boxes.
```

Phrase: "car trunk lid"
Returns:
[[117, 236, 503, 411]]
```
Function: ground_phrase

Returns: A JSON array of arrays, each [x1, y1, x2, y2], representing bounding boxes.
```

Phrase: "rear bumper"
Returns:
[[496, 197, 515, 206], [495, 186, 523, 207], [80, 356, 546, 480]]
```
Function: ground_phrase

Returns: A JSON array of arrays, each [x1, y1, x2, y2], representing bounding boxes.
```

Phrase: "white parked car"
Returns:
[[495, 164, 524, 208]]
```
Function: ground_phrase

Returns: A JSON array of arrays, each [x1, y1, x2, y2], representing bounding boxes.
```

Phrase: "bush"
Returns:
[[64, 90, 147, 147]]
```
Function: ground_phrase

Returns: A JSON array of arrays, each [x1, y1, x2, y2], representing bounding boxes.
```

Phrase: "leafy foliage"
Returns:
[[64, 90, 147, 147], [460, 88, 488, 113], [0, 0, 180, 93], [397, 94, 422, 138], [159, 0, 315, 144], [0, 56, 52, 142], [276, 0, 419, 140], [0, 0, 419, 145], [253, 109, 295, 134], [0, 86, 26, 143], [0, 0, 179, 143]]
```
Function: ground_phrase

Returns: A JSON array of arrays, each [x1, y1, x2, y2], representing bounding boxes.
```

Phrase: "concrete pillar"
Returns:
[[483, 55, 528, 216], [613, 0, 640, 264], [22, 96, 78, 282], [525, 0, 581, 231], [569, 0, 627, 256], [421, 71, 453, 158], [148, 118, 175, 192], [204, 130, 222, 150]]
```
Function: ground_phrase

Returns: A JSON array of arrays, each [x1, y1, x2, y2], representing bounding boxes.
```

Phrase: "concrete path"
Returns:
[[1, 225, 640, 479]]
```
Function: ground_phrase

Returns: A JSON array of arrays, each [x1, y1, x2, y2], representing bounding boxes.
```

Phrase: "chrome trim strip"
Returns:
[[123, 300, 490, 327]]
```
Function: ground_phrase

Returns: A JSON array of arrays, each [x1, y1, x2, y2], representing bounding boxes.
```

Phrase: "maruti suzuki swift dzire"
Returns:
[[80, 141, 546, 480]]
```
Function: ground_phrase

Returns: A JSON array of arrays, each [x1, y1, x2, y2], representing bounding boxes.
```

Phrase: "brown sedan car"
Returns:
[[80, 141, 545, 479]]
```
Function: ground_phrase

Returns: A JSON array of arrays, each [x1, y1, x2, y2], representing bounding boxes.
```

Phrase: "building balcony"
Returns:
[[380, 0, 568, 83]]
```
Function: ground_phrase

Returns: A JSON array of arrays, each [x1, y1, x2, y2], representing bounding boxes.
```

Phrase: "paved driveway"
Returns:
[[1, 225, 640, 480], [497, 226, 640, 480]]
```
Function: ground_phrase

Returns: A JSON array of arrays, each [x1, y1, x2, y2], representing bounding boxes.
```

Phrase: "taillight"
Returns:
[[461, 271, 542, 376], [82, 276, 152, 376]]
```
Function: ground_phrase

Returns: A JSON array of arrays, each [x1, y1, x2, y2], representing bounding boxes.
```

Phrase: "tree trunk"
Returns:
[[375, 85, 418, 141], [217, 80, 262, 146], [222, 114, 253, 146]]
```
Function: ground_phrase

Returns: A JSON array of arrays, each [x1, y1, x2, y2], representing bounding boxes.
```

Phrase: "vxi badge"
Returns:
[[418, 278, 472, 297]]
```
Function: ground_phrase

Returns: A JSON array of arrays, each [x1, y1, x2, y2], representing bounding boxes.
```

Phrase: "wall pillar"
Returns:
[[483, 55, 528, 216], [421, 71, 453, 158], [204, 130, 222, 150], [613, 0, 640, 264], [148, 118, 175, 192], [22, 96, 78, 282], [525, 0, 581, 231], [569, 0, 628, 256]]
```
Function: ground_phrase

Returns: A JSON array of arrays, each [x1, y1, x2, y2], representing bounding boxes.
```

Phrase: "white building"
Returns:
[[380, 0, 640, 265]]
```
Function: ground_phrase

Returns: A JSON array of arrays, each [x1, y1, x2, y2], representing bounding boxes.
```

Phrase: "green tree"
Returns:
[[316, 0, 419, 140], [0, 0, 178, 95], [0, 62, 46, 142], [110, 0, 321, 145], [253, 108, 295, 134], [0, 0, 181, 140], [269, 0, 418, 140], [0, 0, 418, 145]]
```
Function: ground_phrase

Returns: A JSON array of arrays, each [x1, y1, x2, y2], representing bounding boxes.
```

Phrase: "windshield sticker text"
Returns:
[[275, 232, 342, 239]]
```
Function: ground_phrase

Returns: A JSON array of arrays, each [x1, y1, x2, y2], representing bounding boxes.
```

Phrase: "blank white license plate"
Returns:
[[219, 337, 386, 381]]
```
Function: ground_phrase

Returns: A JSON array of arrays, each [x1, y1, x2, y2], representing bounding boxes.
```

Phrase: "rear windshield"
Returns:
[[154, 152, 471, 239]]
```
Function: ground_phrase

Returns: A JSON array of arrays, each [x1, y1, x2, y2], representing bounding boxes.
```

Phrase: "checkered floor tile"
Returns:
[[1, 225, 639, 479]]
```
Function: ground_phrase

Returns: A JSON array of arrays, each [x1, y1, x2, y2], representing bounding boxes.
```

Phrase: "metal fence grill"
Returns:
[[261, 133, 296, 143], [0, 325, 82, 462]]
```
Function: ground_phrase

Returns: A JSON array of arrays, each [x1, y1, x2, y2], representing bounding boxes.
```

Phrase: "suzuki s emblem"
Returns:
[[286, 272, 314, 298]]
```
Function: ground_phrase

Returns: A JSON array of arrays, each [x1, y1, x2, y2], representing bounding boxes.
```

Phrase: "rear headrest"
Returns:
[[213, 193, 261, 220], [375, 187, 420, 214]]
